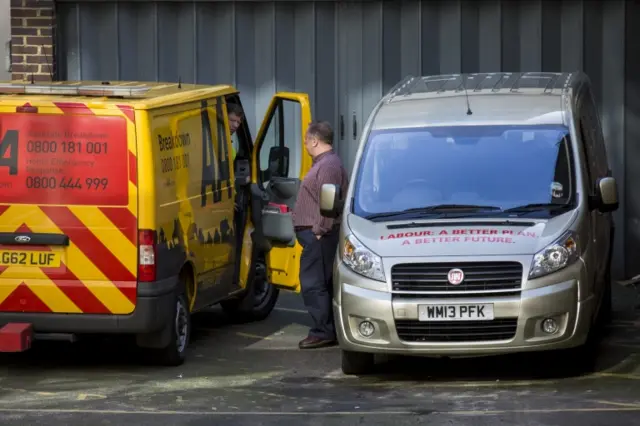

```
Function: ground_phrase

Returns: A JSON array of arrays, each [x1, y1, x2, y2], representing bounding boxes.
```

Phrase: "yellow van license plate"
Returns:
[[0, 251, 61, 268]]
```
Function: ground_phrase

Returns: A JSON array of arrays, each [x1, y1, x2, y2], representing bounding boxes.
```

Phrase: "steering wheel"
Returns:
[[395, 178, 449, 204]]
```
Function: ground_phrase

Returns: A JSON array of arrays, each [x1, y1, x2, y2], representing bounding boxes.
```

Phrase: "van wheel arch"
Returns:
[[220, 250, 279, 323], [180, 261, 197, 310], [138, 273, 192, 366]]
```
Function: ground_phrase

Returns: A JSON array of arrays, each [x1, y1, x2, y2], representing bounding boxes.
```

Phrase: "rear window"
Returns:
[[0, 113, 129, 206]]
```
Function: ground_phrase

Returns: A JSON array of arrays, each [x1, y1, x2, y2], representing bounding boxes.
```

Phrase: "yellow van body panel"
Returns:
[[147, 96, 235, 311], [0, 96, 139, 315]]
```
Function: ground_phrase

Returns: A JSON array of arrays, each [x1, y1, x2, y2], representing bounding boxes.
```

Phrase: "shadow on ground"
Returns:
[[0, 285, 637, 388]]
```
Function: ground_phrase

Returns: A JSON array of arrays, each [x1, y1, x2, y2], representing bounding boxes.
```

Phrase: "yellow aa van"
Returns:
[[0, 81, 312, 365]]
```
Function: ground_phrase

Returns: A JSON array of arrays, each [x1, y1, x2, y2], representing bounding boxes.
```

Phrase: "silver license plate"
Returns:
[[418, 303, 495, 321]]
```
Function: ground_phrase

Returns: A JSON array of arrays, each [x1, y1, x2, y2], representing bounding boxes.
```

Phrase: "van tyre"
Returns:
[[553, 318, 599, 376], [341, 350, 375, 375], [151, 291, 191, 366], [221, 260, 279, 323]]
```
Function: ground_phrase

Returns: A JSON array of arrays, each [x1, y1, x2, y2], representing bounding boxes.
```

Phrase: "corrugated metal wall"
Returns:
[[0, 1, 10, 80], [55, 0, 639, 280]]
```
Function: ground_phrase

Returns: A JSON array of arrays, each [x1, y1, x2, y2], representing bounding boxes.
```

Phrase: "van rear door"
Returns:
[[0, 101, 138, 315]]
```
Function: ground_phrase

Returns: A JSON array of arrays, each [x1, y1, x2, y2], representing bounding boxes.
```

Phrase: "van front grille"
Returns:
[[392, 291, 521, 299], [395, 318, 518, 342], [391, 261, 523, 292]]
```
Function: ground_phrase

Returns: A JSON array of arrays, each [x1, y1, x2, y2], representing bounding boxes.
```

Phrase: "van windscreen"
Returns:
[[353, 124, 574, 218]]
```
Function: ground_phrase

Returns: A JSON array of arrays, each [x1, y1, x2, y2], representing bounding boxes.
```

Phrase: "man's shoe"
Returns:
[[298, 336, 337, 349]]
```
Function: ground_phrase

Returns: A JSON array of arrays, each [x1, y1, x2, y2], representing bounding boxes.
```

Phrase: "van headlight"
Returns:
[[528, 231, 580, 279], [342, 234, 386, 282]]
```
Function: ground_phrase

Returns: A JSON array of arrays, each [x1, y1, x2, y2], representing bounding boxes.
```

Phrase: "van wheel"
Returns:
[[341, 350, 375, 375], [221, 260, 279, 323], [553, 318, 600, 376], [152, 291, 191, 366]]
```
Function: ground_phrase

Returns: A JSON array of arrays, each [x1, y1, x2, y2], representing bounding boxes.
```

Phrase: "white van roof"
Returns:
[[372, 72, 586, 130]]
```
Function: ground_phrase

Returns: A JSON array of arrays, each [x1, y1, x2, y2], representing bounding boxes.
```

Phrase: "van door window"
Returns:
[[258, 99, 302, 185], [578, 98, 598, 193], [214, 97, 233, 199], [578, 120, 595, 193], [582, 92, 609, 178], [224, 95, 251, 160]]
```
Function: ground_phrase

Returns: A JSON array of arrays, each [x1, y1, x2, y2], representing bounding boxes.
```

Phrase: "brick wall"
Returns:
[[10, 0, 55, 82]]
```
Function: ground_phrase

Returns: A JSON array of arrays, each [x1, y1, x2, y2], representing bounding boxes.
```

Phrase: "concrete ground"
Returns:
[[0, 283, 638, 425]]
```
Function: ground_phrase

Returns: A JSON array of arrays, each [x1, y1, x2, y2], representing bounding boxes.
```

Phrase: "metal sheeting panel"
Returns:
[[56, 0, 637, 279], [56, 1, 336, 138]]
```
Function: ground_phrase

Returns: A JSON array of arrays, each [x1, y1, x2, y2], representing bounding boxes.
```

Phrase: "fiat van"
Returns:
[[320, 72, 619, 375]]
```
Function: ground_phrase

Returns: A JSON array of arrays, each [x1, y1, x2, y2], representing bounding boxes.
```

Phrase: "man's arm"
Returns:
[[312, 165, 344, 236]]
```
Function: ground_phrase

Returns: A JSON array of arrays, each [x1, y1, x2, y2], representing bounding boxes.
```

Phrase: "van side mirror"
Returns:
[[320, 183, 344, 218], [596, 176, 619, 213], [268, 146, 289, 178]]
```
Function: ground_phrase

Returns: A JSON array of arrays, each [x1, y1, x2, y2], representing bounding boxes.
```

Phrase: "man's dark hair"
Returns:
[[227, 102, 244, 117], [307, 121, 334, 146]]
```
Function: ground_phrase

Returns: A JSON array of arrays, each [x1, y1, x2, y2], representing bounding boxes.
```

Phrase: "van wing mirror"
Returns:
[[597, 176, 619, 212], [320, 183, 344, 218], [268, 146, 289, 178]]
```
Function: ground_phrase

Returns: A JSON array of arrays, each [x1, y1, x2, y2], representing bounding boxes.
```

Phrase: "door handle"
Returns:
[[352, 112, 357, 140], [339, 115, 344, 140]]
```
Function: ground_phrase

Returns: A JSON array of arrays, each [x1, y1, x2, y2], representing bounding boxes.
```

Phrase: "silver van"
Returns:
[[320, 72, 619, 375]]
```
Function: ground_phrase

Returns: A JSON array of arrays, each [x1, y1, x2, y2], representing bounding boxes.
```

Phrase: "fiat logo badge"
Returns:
[[447, 268, 464, 285]]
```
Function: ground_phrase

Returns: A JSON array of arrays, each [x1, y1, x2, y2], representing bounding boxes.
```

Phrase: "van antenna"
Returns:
[[41, 43, 54, 81], [178, 76, 182, 89], [463, 75, 472, 115]]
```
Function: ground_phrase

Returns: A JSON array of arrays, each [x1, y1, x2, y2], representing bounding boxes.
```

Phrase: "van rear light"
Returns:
[[138, 229, 156, 282]]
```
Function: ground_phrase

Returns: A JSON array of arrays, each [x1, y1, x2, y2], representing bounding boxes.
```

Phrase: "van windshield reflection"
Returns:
[[353, 124, 576, 221]]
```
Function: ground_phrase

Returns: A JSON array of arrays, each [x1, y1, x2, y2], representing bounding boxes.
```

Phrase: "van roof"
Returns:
[[0, 80, 238, 109], [372, 72, 585, 130]]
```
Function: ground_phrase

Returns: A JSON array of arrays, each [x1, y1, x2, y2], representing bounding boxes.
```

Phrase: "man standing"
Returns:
[[292, 121, 349, 349]]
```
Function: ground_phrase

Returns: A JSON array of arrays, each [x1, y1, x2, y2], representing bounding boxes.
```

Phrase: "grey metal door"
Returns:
[[335, 1, 383, 173]]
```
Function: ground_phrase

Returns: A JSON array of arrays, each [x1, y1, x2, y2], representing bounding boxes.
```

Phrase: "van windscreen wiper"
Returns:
[[503, 203, 574, 213], [364, 204, 502, 220]]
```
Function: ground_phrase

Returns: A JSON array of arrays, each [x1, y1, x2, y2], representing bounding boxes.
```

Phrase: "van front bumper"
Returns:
[[333, 259, 596, 356], [0, 276, 178, 335]]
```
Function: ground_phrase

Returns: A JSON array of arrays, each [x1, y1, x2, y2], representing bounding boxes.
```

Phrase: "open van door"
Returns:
[[250, 93, 313, 293]]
